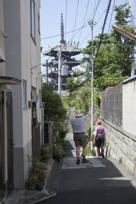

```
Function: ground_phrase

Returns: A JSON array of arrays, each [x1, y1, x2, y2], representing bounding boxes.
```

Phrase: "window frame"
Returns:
[[30, 0, 36, 41], [22, 79, 27, 109]]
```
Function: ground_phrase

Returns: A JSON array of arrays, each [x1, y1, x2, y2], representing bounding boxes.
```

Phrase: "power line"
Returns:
[[79, 31, 91, 47], [79, 8, 107, 47], [97, 9, 107, 25], [96, 0, 112, 56], [71, 0, 80, 42], [41, 24, 88, 40], [78, 0, 101, 46], [108, 0, 116, 33], [77, 0, 102, 47], [92, 0, 102, 20], [78, 0, 90, 42]]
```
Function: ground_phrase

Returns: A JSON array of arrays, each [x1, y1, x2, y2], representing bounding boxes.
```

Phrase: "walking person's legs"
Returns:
[[82, 147, 89, 163], [95, 136, 103, 156], [96, 147, 101, 156], [74, 133, 89, 164], [81, 134, 89, 163], [74, 134, 81, 164], [100, 138, 105, 158], [75, 146, 81, 164]]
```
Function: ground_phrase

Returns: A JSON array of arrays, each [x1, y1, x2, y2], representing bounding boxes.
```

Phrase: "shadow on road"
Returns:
[[42, 140, 136, 204]]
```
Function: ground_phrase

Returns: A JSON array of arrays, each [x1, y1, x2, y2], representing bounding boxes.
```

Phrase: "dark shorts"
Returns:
[[74, 133, 87, 148], [95, 136, 105, 148]]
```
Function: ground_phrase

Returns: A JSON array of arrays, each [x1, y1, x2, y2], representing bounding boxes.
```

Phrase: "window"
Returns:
[[22, 79, 27, 109], [38, 13, 40, 34], [30, 0, 35, 40]]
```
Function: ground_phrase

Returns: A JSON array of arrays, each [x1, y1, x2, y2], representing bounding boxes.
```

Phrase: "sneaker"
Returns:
[[82, 158, 89, 164], [76, 159, 80, 165]]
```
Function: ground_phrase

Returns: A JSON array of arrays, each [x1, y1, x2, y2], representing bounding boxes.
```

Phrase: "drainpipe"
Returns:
[[4, 91, 8, 196]]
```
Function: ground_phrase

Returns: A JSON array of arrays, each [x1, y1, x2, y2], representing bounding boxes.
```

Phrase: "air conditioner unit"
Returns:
[[0, 48, 5, 62]]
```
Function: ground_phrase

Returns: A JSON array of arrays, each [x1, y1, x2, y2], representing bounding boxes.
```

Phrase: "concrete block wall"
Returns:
[[104, 121, 136, 175], [101, 78, 136, 176]]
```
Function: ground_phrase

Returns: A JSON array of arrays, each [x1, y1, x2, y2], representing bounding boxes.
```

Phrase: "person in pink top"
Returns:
[[93, 120, 106, 158]]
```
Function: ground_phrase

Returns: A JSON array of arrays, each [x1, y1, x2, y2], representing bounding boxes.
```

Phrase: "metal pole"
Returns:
[[129, 0, 135, 76], [58, 46, 61, 94], [46, 59, 48, 84], [88, 20, 96, 135]]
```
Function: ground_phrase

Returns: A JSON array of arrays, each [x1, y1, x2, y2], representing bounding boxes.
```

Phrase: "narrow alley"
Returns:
[[1, 1, 136, 203], [38, 134, 136, 204]]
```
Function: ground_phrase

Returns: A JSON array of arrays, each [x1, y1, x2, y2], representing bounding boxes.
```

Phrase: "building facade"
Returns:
[[0, 0, 42, 200]]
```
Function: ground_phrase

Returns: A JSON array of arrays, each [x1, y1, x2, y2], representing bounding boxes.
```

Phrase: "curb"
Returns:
[[33, 192, 57, 203]]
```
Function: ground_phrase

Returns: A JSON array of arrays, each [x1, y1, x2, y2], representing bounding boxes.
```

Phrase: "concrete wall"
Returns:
[[103, 121, 136, 175], [101, 78, 136, 175], [122, 77, 136, 136], [4, 0, 41, 189]]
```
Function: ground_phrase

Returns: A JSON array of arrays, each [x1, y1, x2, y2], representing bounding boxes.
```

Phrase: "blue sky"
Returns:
[[40, 0, 135, 66]]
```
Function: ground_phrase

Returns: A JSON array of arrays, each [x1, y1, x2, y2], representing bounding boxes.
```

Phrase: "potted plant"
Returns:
[[53, 144, 63, 162], [40, 144, 51, 162], [26, 170, 39, 190], [26, 158, 48, 191], [35, 168, 46, 191], [33, 159, 48, 191]]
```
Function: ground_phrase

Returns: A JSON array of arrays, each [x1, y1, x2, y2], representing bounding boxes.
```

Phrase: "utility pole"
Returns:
[[58, 45, 61, 95], [45, 59, 48, 84], [129, 0, 135, 76], [88, 19, 97, 134]]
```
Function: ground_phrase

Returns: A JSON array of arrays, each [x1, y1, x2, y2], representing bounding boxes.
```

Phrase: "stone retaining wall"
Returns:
[[104, 120, 136, 175]]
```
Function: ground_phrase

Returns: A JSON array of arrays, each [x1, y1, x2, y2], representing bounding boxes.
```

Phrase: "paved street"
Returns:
[[38, 138, 136, 204]]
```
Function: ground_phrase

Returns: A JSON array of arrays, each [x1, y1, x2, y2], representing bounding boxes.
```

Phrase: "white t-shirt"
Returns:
[[70, 117, 86, 133]]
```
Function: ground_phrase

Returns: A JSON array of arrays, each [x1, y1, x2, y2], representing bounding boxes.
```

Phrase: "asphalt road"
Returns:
[[38, 140, 136, 204]]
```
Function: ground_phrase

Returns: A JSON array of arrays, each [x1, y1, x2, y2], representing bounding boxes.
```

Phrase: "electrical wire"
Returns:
[[96, 9, 107, 25], [73, 0, 102, 47], [92, 0, 102, 21], [108, 0, 115, 33], [79, 31, 91, 47], [78, 0, 102, 47], [41, 24, 88, 40], [77, 0, 90, 43], [95, 0, 112, 56], [79, 9, 107, 47], [71, 0, 80, 42]]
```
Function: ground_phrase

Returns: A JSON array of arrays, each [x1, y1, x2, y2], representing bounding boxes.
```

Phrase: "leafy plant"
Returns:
[[27, 170, 39, 186], [40, 144, 52, 162], [42, 83, 67, 122], [53, 144, 63, 162]]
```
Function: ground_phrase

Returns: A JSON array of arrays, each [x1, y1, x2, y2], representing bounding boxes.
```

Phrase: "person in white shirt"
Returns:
[[70, 111, 89, 165]]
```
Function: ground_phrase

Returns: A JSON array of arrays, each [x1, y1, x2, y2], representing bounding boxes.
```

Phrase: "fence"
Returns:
[[101, 84, 122, 127], [101, 81, 136, 175]]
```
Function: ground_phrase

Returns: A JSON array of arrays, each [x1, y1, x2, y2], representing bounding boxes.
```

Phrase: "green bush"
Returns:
[[40, 144, 52, 162]]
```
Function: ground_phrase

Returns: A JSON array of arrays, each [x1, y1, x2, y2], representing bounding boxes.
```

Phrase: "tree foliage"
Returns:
[[82, 3, 134, 91], [62, 3, 135, 117], [42, 83, 67, 121]]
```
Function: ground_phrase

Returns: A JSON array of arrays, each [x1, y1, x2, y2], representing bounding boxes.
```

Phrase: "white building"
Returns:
[[0, 0, 42, 200]]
